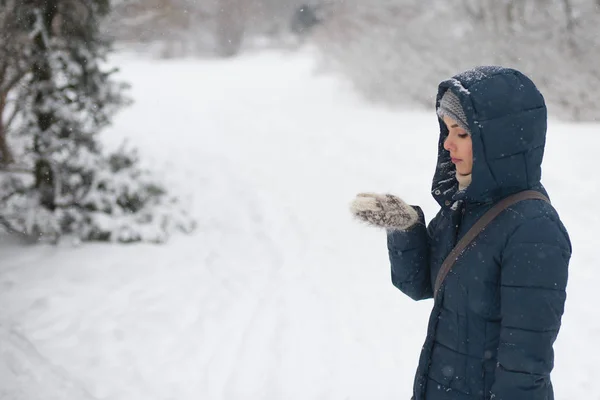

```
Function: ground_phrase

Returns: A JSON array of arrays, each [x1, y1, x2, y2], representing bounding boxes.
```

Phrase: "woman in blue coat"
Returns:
[[351, 66, 571, 400]]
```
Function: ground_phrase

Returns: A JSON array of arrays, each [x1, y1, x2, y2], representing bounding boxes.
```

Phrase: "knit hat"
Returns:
[[437, 90, 470, 133]]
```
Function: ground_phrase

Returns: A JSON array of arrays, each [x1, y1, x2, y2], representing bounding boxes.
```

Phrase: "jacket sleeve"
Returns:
[[387, 206, 439, 301], [490, 216, 571, 400]]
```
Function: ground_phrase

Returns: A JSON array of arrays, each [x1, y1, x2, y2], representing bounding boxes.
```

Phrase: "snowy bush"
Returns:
[[1, 144, 195, 244]]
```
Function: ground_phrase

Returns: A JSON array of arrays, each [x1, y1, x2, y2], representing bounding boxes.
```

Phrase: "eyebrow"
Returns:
[[450, 124, 459, 128]]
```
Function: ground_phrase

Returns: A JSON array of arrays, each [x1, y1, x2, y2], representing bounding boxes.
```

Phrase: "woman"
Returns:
[[351, 66, 571, 400]]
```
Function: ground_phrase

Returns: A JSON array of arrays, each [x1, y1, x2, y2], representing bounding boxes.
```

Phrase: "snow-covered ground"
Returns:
[[1, 48, 598, 399]]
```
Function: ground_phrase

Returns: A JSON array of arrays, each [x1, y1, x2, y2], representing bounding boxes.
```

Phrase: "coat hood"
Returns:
[[432, 66, 548, 208]]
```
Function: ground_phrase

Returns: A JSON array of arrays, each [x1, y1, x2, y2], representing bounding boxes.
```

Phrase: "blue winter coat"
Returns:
[[388, 67, 572, 400]]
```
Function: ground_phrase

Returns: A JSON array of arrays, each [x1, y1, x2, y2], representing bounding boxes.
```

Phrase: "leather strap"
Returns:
[[433, 190, 551, 296]]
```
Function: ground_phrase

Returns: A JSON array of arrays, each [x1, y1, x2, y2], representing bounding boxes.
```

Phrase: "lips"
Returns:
[[451, 157, 462, 163]]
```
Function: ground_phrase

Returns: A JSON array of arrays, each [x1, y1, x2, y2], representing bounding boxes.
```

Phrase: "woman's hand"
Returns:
[[350, 193, 419, 230]]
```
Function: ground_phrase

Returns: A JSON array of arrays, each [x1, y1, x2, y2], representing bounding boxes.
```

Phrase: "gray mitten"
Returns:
[[350, 192, 419, 230]]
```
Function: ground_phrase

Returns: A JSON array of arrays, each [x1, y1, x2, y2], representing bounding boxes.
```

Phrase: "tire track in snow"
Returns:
[[0, 324, 97, 400], [219, 206, 287, 399], [181, 150, 290, 398]]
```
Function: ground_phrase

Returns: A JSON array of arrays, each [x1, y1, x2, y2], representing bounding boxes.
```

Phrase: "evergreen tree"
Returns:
[[0, 0, 195, 243]]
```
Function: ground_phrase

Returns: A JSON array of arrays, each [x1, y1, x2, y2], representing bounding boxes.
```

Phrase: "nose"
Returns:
[[444, 135, 455, 152]]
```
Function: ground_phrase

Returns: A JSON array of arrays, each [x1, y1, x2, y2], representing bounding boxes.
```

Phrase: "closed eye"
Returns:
[[458, 133, 469, 139]]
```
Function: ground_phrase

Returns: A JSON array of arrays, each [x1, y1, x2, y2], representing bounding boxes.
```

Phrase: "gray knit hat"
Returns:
[[437, 90, 470, 133]]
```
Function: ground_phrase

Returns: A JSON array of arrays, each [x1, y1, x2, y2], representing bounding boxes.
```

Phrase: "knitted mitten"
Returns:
[[350, 193, 419, 230]]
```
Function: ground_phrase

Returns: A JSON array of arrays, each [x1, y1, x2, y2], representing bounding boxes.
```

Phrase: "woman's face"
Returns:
[[443, 115, 473, 176]]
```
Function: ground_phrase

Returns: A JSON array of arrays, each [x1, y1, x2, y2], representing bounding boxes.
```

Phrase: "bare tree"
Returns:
[[0, 0, 31, 165], [108, 0, 209, 43], [215, 0, 250, 57], [312, 0, 600, 121], [105, 0, 309, 57]]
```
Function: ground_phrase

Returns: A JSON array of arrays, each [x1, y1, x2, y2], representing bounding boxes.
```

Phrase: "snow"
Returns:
[[1, 47, 598, 399]]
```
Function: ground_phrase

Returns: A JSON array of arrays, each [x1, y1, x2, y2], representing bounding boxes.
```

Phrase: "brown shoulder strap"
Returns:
[[433, 190, 550, 296]]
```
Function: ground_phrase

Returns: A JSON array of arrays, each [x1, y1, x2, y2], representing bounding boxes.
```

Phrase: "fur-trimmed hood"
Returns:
[[432, 67, 549, 209]]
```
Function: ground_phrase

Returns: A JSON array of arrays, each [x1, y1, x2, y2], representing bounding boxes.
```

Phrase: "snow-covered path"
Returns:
[[1, 49, 598, 399]]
